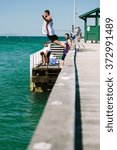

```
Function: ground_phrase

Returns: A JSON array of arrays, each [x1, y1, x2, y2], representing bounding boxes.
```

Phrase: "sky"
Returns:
[[0, 0, 100, 36]]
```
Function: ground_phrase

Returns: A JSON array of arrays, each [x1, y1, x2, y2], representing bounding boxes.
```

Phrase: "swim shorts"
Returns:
[[47, 35, 58, 43]]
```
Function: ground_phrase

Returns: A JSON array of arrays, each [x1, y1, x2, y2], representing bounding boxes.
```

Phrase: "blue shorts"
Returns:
[[61, 53, 66, 60]]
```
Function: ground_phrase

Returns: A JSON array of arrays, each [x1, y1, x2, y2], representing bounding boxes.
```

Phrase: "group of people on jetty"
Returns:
[[41, 10, 82, 66]]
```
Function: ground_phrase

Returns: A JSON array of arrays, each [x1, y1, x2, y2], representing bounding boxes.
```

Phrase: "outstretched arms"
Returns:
[[42, 15, 52, 23]]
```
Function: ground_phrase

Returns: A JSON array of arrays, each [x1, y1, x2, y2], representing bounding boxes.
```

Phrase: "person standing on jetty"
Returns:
[[42, 10, 65, 48], [74, 27, 85, 50], [61, 33, 72, 66]]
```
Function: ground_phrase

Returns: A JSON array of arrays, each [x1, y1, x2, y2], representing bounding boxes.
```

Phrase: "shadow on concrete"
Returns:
[[76, 49, 97, 53], [74, 49, 83, 150]]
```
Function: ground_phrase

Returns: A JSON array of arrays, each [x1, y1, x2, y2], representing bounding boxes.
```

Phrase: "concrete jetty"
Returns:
[[28, 41, 100, 150]]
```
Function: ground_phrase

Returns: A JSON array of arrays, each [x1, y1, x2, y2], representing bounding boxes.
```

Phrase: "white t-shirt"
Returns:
[[42, 21, 47, 34], [42, 20, 55, 35], [42, 44, 51, 53]]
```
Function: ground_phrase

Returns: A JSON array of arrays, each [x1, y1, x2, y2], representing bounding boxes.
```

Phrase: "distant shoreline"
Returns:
[[0, 35, 64, 38]]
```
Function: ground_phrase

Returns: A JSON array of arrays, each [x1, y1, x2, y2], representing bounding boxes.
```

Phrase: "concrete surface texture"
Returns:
[[75, 42, 100, 150]]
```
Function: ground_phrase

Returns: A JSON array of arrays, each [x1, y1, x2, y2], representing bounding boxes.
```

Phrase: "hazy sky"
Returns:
[[0, 0, 100, 36]]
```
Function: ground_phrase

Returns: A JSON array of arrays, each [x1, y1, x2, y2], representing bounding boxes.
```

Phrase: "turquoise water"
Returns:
[[0, 36, 64, 150]]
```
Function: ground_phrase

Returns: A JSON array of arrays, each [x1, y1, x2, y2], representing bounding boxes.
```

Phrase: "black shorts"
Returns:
[[47, 35, 58, 43], [61, 53, 66, 61]]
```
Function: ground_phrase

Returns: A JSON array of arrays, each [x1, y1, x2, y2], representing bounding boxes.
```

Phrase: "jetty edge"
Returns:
[[28, 45, 75, 150]]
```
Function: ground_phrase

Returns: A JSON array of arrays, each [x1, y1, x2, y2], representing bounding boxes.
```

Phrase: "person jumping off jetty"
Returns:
[[42, 10, 65, 48]]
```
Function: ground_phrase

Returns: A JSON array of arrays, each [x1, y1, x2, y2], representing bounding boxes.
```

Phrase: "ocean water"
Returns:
[[0, 36, 64, 150]]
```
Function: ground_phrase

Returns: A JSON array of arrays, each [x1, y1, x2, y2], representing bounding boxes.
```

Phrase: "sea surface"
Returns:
[[0, 36, 64, 150]]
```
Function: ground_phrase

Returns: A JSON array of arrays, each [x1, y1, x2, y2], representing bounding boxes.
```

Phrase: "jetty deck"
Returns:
[[75, 43, 100, 150], [28, 41, 100, 150]]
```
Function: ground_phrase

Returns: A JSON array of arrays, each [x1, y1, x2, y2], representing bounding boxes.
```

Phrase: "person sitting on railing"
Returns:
[[40, 42, 51, 65], [61, 33, 72, 66], [42, 10, 66, 48]]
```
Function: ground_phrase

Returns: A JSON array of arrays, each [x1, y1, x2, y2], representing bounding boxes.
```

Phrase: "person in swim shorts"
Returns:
[[61, 33, 72, 66], [42, 10, 65, 48]]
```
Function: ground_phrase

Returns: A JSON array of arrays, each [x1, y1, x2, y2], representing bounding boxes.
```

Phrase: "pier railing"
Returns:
[[30, 49, 43, 91]]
